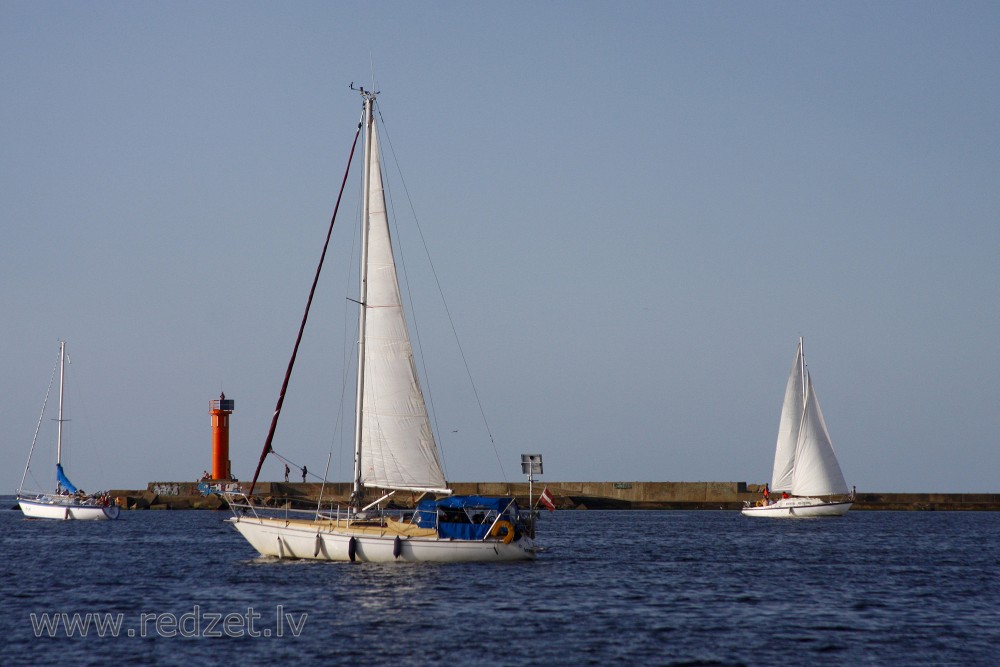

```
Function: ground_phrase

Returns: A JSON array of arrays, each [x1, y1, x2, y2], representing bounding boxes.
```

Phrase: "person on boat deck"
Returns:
[[284, 464, 290, 482], [762, 484, 770, 505], [301, 465, 307, 483], [782, 491, 790, 499]]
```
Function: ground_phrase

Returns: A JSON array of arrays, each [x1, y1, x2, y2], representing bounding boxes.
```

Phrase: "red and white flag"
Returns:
[[538, 487, 556, 512]]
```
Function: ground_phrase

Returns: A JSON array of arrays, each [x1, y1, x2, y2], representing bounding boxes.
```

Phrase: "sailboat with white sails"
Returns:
[[226, 87, 536, 561], [18, 341, 120, 521], [742, 338, 853, 518]]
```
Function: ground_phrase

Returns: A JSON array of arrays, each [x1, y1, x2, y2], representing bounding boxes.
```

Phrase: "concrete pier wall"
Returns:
[[105, 480, 1000, 511]]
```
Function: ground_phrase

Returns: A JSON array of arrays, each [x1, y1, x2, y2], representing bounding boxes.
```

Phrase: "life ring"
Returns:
[[755, 500, 762, 507], [490, 520, 515, 544]]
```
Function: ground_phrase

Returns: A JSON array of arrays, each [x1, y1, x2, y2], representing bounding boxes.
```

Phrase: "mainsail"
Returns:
[[770, 340, 804, 492], [358, 123, 448, 494]]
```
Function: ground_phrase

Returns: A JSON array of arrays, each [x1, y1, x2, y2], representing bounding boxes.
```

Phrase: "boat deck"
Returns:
[[244, 514, 439, 538]]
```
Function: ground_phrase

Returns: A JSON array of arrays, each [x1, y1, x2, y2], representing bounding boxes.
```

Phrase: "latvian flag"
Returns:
[[538, 487, 556, 512]]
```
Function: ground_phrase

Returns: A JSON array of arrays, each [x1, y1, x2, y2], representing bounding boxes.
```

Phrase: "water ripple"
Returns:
[[2, 505, 1000, 664]]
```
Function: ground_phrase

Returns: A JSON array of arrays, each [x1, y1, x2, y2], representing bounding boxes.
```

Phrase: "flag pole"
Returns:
[[521, 454, 543, 511]]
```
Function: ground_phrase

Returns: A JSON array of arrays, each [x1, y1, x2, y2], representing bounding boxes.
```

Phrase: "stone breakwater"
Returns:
[[105, 481, 1000, 511]]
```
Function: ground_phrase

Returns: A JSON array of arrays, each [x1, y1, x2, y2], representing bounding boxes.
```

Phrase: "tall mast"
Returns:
[[798, 336, 806, 406], [56, 341, 66, 466], [351, 88, 378, 503]]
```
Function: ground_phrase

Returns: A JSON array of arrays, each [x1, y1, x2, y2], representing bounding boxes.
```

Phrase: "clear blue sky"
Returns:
[[3, 1, 998, 493]]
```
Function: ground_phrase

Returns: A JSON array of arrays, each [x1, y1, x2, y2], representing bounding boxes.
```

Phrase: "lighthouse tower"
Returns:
[[209, 393, 235, 480]]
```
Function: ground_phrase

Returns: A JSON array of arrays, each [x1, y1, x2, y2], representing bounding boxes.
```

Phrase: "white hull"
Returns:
[[741, 497, 852, 518], [19, 496, 120, 521], [18, 343, 119, 523], [228, 516, 535, 563]]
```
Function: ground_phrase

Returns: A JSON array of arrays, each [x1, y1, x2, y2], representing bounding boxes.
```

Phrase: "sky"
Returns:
[[2, 1, 999, 494]]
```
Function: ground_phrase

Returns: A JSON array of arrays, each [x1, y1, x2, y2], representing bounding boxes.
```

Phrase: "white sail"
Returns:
[[359, 124, 448, 494], [770, 339, 803, 492], [790, 373, 848, 497]]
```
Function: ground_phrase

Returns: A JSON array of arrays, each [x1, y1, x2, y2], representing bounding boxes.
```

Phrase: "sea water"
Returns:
[[2, 500, 999, 665]]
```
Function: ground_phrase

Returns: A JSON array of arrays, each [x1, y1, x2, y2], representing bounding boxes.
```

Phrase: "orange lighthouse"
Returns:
[[209, 393, 235, 480]]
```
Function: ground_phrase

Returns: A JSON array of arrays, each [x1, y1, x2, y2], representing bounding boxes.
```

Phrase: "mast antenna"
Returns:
[[369, 53, 376, 95], [349, 81, 379, 99]]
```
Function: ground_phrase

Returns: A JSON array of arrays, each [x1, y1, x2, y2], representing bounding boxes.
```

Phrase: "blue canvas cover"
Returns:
[[56, 463, 78, 494], [413, 495, 520, 540], [438, 522, 491, 541]]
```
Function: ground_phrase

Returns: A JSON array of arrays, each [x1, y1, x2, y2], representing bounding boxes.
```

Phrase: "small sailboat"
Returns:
[[742, 338, 853, 518], [17, 341, 120, 521], [226, 87, 536, 562]]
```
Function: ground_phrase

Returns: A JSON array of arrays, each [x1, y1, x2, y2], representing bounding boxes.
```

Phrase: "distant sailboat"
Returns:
[[226, 87, 536, 561], [742, 338, 853, 517], [17, 342, 120, 521]]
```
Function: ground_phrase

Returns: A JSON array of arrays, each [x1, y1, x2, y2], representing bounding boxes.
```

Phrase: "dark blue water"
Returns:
[[3, 501, 999, 665]]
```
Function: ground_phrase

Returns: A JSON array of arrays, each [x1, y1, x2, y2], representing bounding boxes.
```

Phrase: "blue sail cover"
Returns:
[[56, 463, 78, 494], [414, 495, 520, 540]]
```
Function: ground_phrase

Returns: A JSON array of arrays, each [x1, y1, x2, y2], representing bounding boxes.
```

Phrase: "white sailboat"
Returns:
[[17, 341, 120, 521], [742, 338, 853, 518], [226, 88, 536, 562]]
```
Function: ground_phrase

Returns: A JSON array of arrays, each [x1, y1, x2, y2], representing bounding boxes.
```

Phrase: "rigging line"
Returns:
[[269, 450, 318, 479], [18, 348, 61, 495], [376, 106, 509, 483], [248, 116, 363, 497], [329, 172, 365, 489], [315, 451, 334, 513]]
